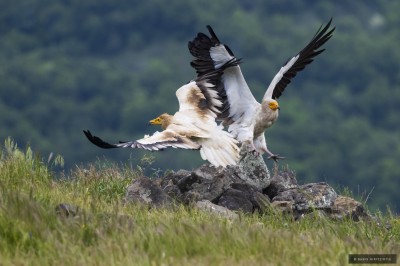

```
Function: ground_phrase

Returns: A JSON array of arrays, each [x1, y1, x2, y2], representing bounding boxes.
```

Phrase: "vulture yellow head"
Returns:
[[149, 113, 173, 130], [267, 100, 280, 111]]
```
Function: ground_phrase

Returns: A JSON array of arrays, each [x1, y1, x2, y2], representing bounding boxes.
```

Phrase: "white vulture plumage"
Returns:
[[84, 59, 241, 168], [188, 19, 335, 161]]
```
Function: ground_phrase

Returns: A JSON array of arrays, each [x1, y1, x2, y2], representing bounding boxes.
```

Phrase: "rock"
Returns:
[[55, 203, 80, 217], [192, 165, 220, 180], [195, 200, 239, 219], [158, 153, 271, 210], [297, 210, 329, 220], [273, 182, 337, 210], [125, 177, 172, 208], [160, 164, 241, 204], [160, 149, 271, 204], [264, 168, 298, 199], [159, 169, 191, 201], [329, 196, 370, 221], [271, 201, 293, 214], [156, 147, 272, 212], [218, 183, 270, 213], [272, 182, 338, 218], [235, 145, 272, 189], [218, 188, 253, 213], [124, 149, 369, 222], [299, 196, 371, 221]]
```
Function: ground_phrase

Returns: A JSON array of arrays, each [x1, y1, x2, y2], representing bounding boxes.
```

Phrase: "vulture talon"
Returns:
[[267, 154, 285, 162]]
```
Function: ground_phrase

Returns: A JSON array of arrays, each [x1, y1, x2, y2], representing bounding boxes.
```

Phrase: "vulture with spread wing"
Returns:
[[84, 60, 240, 167], [188, 19, 335, 161]]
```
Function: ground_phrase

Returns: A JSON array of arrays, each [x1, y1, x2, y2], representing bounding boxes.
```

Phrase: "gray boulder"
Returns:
[[272, 182, 338, 218], [55, 203, 80, 217], [235, 146, 272, 189], [160, 165, 242, 204], [264, 168, 298, 199], [195, 200, 239, 219], [218, 183, 270, 213], [124, 177, 172, 208], [329, 196, 370, 221]]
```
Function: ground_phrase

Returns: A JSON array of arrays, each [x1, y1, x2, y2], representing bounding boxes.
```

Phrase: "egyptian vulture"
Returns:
[[188, 19, 335, 161], [83, 60, 240, 168]]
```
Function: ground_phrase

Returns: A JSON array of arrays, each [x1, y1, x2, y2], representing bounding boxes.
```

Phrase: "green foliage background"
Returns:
[[1, 0, 399, 212]]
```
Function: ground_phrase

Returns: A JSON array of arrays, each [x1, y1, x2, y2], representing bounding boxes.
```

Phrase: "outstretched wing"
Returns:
[[83, 130, 200, 151], [188, 25, 259, 125], [188, 26, 237, 76], [263, 18, 335, 100]]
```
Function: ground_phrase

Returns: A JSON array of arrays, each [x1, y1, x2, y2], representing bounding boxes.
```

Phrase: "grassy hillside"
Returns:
[[0, 139, 399, 265]]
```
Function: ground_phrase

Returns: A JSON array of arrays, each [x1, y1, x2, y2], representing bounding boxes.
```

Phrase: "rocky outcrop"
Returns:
[[124, 151, 370, 221]]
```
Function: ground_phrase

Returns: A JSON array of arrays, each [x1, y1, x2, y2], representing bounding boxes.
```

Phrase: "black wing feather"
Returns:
[[188, 32, 218, 76], [194, 58, 240, 117], [188, 27, 240, 120], [83, 130, 186, 151], [272, 18, 335, 99], [84, 130, 118, 149], [188, 25, 236, 77]]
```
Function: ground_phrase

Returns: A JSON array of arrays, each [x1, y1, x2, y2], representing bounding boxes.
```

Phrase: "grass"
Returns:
[[0, 138, 399, 265]]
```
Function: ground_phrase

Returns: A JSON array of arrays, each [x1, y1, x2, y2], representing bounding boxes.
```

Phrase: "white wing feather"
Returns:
[[262, 55, 299, 101]]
